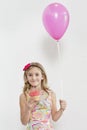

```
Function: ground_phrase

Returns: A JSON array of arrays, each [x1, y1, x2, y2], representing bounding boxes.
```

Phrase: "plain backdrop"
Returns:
[[0, 0, 87, 130]]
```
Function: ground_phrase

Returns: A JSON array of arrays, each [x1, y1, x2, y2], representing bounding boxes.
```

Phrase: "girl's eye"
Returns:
[[35, 73, 39, 76], [28, 74, 32, 76]]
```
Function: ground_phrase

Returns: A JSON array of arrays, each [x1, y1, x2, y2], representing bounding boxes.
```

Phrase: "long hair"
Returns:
[[23, 62, 50, 94]]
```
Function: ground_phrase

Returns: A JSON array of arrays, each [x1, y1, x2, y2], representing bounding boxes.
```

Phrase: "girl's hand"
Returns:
[[25, 91, 38, 111], [59, 100, 67, 111]]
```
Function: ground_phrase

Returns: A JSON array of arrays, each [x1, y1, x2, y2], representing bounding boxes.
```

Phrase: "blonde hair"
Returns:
[[23, 62, 50, 94]]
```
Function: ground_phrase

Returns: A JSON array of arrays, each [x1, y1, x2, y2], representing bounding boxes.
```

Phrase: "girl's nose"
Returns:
[[32, 75, 36, 80]]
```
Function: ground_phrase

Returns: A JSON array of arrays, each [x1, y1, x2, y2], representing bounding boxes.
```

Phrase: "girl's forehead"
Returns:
[[27, 67, 41, 73]]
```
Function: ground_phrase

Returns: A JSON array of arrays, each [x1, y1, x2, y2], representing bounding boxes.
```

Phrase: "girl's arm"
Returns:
[[51, 91, 66, 121], [19, 93, 31, 125]]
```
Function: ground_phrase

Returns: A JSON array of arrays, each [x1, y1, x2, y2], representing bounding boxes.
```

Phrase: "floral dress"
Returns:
[[26, 90, 54, 130]]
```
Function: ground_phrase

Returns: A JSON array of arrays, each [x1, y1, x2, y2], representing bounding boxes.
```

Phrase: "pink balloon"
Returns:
[[42, 3, 70, 41]]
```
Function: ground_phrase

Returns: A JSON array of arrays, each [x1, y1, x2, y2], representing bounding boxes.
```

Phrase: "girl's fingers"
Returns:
[[59, 100, 67, 110], [28, 100, 38, 110]]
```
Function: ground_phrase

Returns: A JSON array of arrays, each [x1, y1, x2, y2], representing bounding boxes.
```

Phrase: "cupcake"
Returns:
[[29, 90, 40, 101]]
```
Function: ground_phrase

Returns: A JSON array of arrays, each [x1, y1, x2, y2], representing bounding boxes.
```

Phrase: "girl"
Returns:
[[19, 62, 67, 130]]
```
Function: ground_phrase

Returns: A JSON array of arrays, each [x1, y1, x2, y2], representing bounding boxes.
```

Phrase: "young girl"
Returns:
[[19, 62, 67, 130]]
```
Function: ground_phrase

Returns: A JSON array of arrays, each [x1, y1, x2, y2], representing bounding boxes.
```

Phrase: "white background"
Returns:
[[0, 0, 87, 130]]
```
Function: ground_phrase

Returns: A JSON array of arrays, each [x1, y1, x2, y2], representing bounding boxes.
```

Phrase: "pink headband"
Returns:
[[23, 63, 31, 71]]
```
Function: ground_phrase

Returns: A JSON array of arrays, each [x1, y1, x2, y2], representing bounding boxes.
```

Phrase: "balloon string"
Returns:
[[57, 42, 63, 99]]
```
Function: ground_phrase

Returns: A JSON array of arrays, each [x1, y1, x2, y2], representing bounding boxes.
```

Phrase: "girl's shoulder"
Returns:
[[47, 89, 56, 105], [19, 93, 26, 102], [48, 89, 56, 97]]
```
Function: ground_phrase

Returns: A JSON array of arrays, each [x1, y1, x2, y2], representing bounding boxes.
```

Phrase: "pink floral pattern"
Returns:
[[26, 90, 54, 130]]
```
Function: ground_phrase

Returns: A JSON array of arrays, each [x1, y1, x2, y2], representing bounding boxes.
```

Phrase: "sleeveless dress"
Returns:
[[26, 90, 54, 130]]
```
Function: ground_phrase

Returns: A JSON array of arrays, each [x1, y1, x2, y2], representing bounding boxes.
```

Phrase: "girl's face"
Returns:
[[26, 67, 43, 88]]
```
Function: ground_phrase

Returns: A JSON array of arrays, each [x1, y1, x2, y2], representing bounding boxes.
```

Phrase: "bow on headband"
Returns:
[[23, 63, 31, 71]]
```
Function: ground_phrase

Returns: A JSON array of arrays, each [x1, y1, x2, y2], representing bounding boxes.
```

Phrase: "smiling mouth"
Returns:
[[31, 81, 38, 84], [31, 81, 36, 82]]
